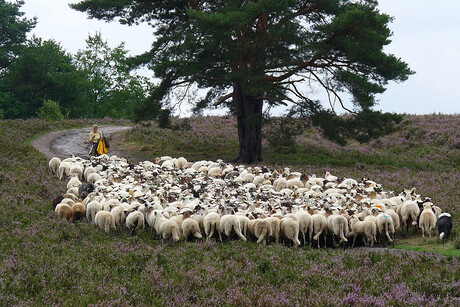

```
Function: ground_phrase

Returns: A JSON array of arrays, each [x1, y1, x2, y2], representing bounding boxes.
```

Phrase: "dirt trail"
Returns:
[[31, 125, 132, 160]]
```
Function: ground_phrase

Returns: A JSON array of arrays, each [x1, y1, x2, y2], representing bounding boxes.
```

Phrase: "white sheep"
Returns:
[[248, 219, 271, 245], [66, 174, 82, 190], [273, 177, 288, 192], [58, 161, 71, 180], [375, 212, 395, 244], [295, 211, 313, 245], [84, 166, 96, 181], [49, 157, 61, 175], [311, 213, 327, 248], [326, 213, 348, 246], [152, 210, 181, 242], [203, 212, 221, 241], [181, 211, 203, 241], [419, 203, 437, 237], [126, 211, 145, 235], [280, 215, 301, 246], [111, 205, 130, 228], [400, 201, 420, 233], [66, 187, 79, 197], [95, 211, 116, 232], [174, 157, 188, 169], [349, 216, 377, 247], [265, 216, 281, 244], [69, 165, 83, 181], [87, 172, 102, 184], [219, 209, 247, 242], [86, 201, 102, 222]]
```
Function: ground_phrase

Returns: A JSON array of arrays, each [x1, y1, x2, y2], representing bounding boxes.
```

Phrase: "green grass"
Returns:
[[0, 116, 459, 305]]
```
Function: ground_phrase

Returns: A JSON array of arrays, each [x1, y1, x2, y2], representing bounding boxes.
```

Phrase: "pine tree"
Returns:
[[71, 0, 413, 163]]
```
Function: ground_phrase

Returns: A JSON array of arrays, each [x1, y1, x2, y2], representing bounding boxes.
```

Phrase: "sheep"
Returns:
[[174, 157, 188, 169], [86, 201, 102, 222], [94, 211, 116, 233], [248, 219, 271, 245], [219, 209, 247, 242], [273, 177, 288, 192], [181, 211, 203, 241], [70, 203, 86, 222], [400, 201, 420, 233], [126, 211, 145, 235], [265, 216, 281, 244], [63, 193, 78, 202], [66, 187, 79, 197], [52, 195, 64, 210], [236, 214, 250, 238], [419, 203, 437, 238], [60, 198, 76, 207], [326, 213, 348, 247], [111, 205, 130, 228], [150, 209, 181, 242], [204, 212, 221, 241], [437, 213, 452, 244], [66, 174, 82, 190], [87, 173, 102, 184], [311, 213, 327, 248], [58, 161, 71, 180], [83, 166, 96, 181], [55, 203, 72, 220], [295, 211, 313, 245], [280, 215, 301, 246], [49, 157, 61, 175], [375, 212, 395, 245], [432, 205, 442, 218], [349, 216, 377, 247], [69, 165, 83, 181], [78, 182, 95, 200]]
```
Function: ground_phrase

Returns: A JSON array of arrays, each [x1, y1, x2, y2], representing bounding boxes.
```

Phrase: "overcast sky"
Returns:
[[21, 1, 460, 115]]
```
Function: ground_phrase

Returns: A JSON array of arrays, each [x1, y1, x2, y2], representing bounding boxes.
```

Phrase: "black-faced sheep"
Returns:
[[78, 182, 95, 200]]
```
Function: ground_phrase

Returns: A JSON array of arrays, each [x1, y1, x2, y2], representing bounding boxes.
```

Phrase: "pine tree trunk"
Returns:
[[233, 82, 263, 164]]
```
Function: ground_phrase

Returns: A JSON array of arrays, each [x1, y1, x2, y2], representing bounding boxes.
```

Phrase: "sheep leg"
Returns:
[[234, 226, 247, 242], [352, 236, 357, 248]]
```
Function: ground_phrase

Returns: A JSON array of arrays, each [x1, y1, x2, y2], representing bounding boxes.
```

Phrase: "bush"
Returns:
[[37, 100, 65, 121], [0, 109, 4, 119]]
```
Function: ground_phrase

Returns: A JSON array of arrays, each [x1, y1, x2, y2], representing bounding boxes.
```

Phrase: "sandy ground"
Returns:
[[31, 125, 132, 160]]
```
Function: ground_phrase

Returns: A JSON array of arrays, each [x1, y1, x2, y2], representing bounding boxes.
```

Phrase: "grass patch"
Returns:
[[0, 115, 458, 305]]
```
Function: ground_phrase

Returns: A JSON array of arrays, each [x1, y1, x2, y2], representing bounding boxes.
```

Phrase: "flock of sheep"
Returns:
[[49, 155, 454, 247]]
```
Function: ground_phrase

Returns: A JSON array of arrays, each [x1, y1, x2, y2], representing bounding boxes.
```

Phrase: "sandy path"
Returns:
[[31, 125, 132, 160]]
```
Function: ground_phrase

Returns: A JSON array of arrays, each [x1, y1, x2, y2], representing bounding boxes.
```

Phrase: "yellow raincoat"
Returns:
[[97, 137, 109, 155]]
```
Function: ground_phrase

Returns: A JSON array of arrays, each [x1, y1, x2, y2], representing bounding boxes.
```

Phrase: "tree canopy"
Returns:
[[74, 32, 152, 119], [0, 0, 36, 74], [0, 37, 85, 118], [72, 0, 413, 163]]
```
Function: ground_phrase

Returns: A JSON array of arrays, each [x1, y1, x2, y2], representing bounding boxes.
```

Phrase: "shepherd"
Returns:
[[89, 124, 102, 156]]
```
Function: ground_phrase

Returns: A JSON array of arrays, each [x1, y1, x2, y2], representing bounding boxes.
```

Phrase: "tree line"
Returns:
[[0, 1, 158, 121], [2, 1, 413, 163]]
